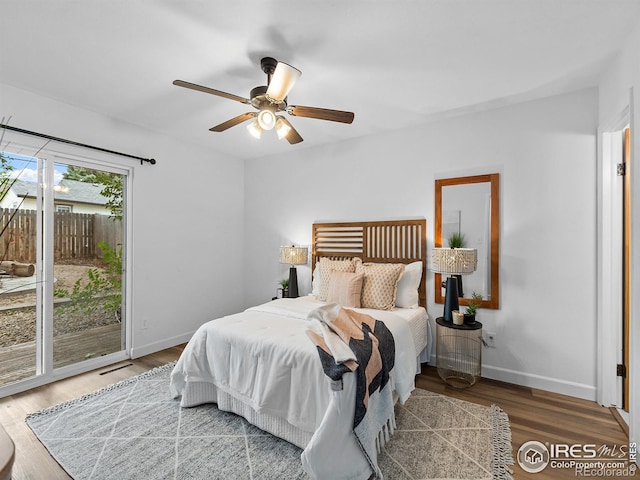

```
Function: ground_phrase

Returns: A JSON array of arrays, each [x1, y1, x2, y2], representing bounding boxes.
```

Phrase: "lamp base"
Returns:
[[443, 276, 459, 322], [454, 274, 464, 298], [288, 266, 299, 298]]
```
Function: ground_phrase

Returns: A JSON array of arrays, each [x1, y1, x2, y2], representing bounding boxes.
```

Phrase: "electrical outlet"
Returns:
[[485, 331, 496, 348]]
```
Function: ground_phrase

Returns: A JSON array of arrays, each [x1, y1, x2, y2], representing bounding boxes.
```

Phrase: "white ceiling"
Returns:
[[1, 1, 639, 160]]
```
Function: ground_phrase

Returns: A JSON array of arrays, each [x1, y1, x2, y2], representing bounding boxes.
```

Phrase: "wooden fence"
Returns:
[[0, 208, 122, 263]]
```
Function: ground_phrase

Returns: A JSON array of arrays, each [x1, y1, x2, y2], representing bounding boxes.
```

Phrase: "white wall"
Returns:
[[1, 83, 246, 357], [1, 80, 604, 403], [598, 19, 640, 462], [244, 88, 599, 400]]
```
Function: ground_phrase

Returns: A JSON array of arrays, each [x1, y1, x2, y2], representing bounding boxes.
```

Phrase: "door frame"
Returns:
[[629, 88, 639, 463], [596, 106, 628, 409], [623, 126, 630, 411]]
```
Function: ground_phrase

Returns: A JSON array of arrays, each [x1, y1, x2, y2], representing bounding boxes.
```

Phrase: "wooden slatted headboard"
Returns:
[[312, 219, 427, 308]]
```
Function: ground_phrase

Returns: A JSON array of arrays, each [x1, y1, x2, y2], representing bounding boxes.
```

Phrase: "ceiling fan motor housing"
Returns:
[[250, 85, 284, 111], [260, 57, 278, 76]]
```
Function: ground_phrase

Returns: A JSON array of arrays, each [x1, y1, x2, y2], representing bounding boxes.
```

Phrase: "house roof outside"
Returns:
[[10, 179, 108, 206]]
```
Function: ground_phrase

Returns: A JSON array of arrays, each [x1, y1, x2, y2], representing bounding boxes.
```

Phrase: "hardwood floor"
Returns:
[[0, 345, 185, 480], [0, 346, 631, 480], [417, 366, 633, 479]]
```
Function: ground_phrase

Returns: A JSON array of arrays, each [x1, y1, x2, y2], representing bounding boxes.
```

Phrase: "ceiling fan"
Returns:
[[173, 57, 354, 144]]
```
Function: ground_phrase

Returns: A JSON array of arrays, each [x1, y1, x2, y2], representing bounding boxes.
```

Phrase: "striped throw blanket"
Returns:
[[306, 304, 396, 479]]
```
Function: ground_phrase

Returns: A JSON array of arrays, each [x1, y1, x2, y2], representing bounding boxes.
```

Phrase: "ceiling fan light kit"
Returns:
[[246, 120, 263, 139], [275, 117, 291, 139], [173, 56, 354, 145], [257, 109, 277, 130]]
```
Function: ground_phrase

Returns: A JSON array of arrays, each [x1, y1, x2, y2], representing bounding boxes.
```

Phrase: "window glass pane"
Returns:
[[52, 163, 125, 368], [0, 152, 40, 385]]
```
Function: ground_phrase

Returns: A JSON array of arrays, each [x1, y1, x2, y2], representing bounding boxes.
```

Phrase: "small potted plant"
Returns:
[[279, 278, 289, 298], [446, 231, 471, 296], [447, 232, 465, 248], [464, 292, 483, 324]]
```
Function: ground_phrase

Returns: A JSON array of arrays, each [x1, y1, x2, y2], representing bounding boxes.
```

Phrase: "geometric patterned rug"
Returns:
[[383, 390, 513, 479], [26, 363, 513, 479]]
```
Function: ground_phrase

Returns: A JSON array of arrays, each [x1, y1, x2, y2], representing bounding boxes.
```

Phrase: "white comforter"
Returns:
[[169, 297, 421, 480]]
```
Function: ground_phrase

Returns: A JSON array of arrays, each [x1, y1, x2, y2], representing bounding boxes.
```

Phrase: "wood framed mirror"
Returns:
[[435, 173, 500, 309]]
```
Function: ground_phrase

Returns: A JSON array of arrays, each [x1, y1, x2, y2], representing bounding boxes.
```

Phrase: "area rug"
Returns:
[[26, 363, 514, 480]]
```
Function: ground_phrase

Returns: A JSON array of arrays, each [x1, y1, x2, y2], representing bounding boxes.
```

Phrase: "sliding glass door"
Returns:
[[0, 151, 128, 390]]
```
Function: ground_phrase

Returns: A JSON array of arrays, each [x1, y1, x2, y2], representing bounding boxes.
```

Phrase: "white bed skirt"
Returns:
[[178, 380, 314, 448]]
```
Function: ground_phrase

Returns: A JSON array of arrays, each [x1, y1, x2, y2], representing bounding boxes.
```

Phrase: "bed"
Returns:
[[170, 219, 430, 479]]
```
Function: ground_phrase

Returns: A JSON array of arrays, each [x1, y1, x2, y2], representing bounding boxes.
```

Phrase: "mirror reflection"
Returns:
[[435, 173, 500, 309], [441, 182, 491, 299]]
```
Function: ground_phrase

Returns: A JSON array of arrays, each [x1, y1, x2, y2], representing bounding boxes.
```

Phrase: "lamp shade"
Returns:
[[279, 246, 308, 266], [431, 248, 477, 275], [266, 62, 301, 102]]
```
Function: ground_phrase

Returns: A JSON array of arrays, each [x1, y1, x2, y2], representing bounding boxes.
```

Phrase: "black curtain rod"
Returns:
[[0, 124, 156, 165]]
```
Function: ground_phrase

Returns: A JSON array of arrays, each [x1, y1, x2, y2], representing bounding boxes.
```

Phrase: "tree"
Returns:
[[0, 152, 15, 202], [64, 165, 97, 183], [54, 241, 123, 318], [94, 170, 123, 220]]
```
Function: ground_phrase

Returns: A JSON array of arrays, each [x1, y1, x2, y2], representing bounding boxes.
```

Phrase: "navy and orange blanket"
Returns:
[[306, 304, 396, 479]]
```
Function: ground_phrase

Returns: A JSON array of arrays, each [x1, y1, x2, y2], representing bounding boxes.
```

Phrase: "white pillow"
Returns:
[[311, 264, 320, 296], [395, 261, 422, 308]]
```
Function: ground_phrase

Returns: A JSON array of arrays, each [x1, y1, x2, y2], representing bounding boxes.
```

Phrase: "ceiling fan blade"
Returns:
[[173, 80, 250, 104], [210, 113, 256, 132], [266, 62, 301, 102], [278, 117, 303, 144], [288, 105, 354, 124]]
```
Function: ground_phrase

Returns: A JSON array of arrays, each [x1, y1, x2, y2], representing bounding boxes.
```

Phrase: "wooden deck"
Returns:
[[0, 324, 122, 385]]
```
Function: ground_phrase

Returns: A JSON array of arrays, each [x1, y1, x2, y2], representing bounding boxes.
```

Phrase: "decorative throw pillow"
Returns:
[[311, 264, 320, 296], [354, 259, 405, 310], [395, 261, 423, 308], [317, 258, 356, 301], [326, 271, 364, 308]]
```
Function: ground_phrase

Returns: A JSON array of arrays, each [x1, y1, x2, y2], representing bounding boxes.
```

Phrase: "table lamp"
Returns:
[[279, 245, 308, 298], [431, 247, 477, 322]]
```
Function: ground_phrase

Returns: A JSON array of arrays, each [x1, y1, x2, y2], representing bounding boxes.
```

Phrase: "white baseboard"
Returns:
[[428, 355, 597, 401], [130, 331, 194, 359], [482, 364, 597, 401]]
